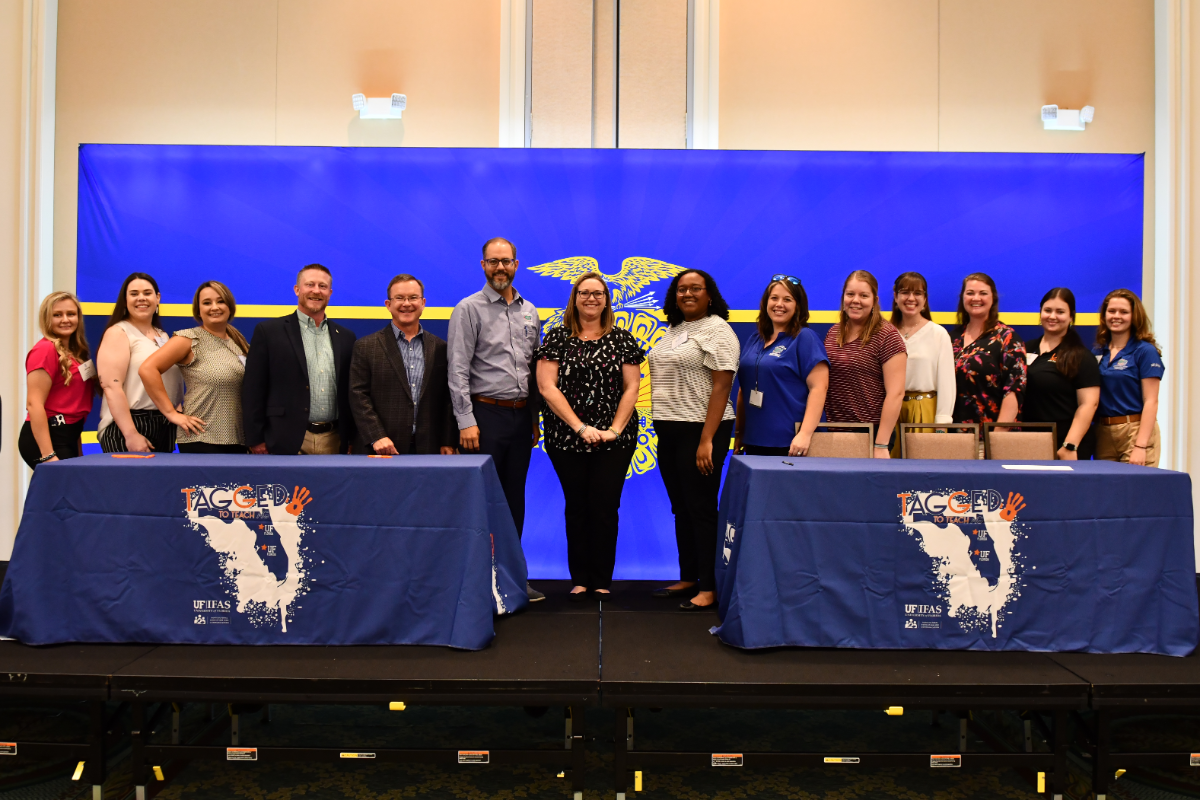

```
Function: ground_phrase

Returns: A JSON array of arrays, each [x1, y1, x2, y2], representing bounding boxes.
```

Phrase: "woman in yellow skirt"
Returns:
[[889, 272, 956, 458]]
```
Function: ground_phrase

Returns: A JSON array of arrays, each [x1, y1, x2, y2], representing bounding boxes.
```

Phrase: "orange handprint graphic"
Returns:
[[999, 491, 1026, 521], [285, 486, 312, 516]]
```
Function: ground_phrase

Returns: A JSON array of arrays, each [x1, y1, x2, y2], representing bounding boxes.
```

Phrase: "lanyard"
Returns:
[[754, 335, 784, 390]]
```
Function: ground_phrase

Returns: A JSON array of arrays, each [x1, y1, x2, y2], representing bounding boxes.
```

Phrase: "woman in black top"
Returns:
[[1023, 287, 1100, 460], [537, 273, 645, 599]]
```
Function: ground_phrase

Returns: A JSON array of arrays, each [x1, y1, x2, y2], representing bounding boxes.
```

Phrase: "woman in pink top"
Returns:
[[19, 292, 97, 469]]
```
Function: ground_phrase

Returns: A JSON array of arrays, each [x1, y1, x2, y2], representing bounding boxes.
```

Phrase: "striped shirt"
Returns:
[[392, 322, 426, 432], [824, 322, 907, 425], [297, 310, 337, 422], [648, 315, 740, 423]]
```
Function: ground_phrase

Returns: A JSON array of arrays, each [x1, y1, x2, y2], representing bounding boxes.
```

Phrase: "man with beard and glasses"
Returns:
[[243, 264, 357, 455], [448, 237, 545, 601]]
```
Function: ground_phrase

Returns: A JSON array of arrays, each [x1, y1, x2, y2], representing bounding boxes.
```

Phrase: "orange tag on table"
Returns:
[[368, 454, 393, 459], [111, 454, 155, 459]]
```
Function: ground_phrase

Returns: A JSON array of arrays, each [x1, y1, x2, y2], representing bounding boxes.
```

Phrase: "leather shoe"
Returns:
[[679, 600, 716, 611], [651, 585, 695, 598]]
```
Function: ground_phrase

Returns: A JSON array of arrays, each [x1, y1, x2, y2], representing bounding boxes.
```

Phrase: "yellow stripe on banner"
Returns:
[[82, 431, 98, 445], [79, 302, 1097, 327]]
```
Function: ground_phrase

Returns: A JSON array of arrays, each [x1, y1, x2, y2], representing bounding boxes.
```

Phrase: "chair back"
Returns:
[[983, 422, 1058, 461], [807, 423, 876, 459], [900, 423, 979, 460]]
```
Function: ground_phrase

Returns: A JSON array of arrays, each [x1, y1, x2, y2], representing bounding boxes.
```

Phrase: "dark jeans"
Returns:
[[178, 442, 249, 454], [743, 444, 789, 456], [547, 444, 635, 590], [19, 419, 85, 469], [655, 419, 734, 593], [99, 409, 176, 454], [475, 402, 534, 536]]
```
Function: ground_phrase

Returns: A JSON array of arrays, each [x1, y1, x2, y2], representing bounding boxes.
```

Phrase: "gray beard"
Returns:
[[488, 275, 511, 292]]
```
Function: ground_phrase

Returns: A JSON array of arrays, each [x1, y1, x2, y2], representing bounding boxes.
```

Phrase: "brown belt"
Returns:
[[472, 394, 527, 409], [1099, 414, 1141, 426]]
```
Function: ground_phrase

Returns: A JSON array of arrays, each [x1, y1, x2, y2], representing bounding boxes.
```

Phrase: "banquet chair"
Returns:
[[983, 421, 1057, 461], [806, 422, 875, 458], [899, 423, 979, 460]]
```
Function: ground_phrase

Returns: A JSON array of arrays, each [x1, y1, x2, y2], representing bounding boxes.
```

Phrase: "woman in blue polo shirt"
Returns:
[[1093, 289, 1164, 467], [733, 275, 829, 456]]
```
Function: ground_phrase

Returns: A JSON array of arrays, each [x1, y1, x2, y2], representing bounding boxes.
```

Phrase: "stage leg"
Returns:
[[1023, 714, 1033, 753], [564, 707, 572, 750], [131, 700, 147, 800], [230, 709, 239, 746], [958, 714, 968, 751], [570, 704, 585, 800], [614, 707, 628, 800], [1051, 709, 1068, 800], [1093, 708, 1110, 799], [171, 704, 180, 744], [84, 700, 106, 790]]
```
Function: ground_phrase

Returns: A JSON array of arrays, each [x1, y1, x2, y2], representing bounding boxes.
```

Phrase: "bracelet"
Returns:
[[1133, 444, 1147, 450], [36, 452, 57, 464], [577, 423, 589, 436], [609, 426, 621, 435], [873, 443, 889, 450]]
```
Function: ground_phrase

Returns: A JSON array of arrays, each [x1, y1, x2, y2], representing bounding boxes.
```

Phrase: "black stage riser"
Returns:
[[111, 690, 597, 706], [622, 753, 1058, 769], [602, 694, 1085, 710]]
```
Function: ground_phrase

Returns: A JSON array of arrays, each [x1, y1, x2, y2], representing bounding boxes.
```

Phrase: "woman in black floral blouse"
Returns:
[[951, 272, 1027, 455], [537, 273, 646, 599]]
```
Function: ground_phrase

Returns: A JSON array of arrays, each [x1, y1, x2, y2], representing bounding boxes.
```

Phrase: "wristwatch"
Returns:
[[1063, 442, 1077, 452]]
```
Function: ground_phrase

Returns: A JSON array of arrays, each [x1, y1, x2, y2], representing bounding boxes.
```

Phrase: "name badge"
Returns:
[[77, 359, 97, 381], [1025, 352, 1038, 366], [673, 331, 689, 349], [749, 389, 763, 407], [238, 355, 247, 367]]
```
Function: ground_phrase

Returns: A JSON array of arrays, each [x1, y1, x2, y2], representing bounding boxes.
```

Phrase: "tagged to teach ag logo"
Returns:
[[898, 489, 1028, 638], [182, 483, 315, 632]]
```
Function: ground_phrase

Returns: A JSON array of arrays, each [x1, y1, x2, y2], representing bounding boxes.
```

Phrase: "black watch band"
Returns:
[[36, 452, 57, 464], [1063, 442, 1077, 452]]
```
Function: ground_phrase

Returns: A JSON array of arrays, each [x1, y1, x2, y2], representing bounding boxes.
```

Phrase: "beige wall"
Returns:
[[618, 0, 686, 148], [531, 0, 592, 147], [53, 0, 500, 292], [720, 0, 1156, 297]]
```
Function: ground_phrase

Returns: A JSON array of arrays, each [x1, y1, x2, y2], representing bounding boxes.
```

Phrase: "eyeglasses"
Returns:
[[390, 295, 424, 303], [484, 258, 515, 268], [577, 290, 606, 300], [896, 289, 926, 297], [677, 285, 707, 295], [772, 274, 801, 286]]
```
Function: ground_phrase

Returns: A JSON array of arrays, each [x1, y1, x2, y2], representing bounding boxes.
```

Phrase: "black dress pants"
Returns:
[[547, 444, 635, 590], [18, 419, 85, 469], [475, 402, 534, 536], [655, 419, 734, 593]]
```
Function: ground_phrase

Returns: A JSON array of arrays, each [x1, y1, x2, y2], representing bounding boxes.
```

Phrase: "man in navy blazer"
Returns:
[[243, 264, 357, 454]]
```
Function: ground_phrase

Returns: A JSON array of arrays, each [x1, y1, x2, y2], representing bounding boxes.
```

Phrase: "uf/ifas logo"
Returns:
[[530, 256, 689, 479], [182, 483, 314, 632], [898, 489, 1028, 638], [722, 523, 737, 565]]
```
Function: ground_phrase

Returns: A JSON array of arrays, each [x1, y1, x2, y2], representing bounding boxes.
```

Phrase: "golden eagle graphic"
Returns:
[[529, 256, 688, 478]]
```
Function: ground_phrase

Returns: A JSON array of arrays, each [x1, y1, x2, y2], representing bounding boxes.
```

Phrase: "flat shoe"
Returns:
[[567, 591, 589, 602], [679, 600, 716, 611], [652, 586, 696, 598]]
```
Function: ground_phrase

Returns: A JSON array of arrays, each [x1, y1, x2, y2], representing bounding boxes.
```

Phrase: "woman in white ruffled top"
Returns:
[[889, 272, 956, 457]]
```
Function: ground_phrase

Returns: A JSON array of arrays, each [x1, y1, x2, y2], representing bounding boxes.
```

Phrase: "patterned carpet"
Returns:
[[4, 700, 1199, 800]]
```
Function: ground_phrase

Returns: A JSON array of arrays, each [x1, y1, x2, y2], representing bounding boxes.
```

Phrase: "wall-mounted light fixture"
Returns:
[[352, 93, 407, 120], [1041, 104, 1094, 131]]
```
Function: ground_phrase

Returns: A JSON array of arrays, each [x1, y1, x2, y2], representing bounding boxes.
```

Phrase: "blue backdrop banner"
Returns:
[[75, 145, 1145, 580]]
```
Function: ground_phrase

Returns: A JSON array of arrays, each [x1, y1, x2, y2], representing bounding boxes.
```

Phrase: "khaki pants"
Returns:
[[891, 394, 938, 459], [1096, 421, 1160, 467], [300, 429, 341, 455]]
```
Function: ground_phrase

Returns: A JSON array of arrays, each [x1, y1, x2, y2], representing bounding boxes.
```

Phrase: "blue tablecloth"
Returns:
[[714, 457, 1198, 655], [0, 454, 528, 649]]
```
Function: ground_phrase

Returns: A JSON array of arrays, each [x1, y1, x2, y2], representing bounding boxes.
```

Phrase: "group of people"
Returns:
[[20, 238, 1164, 611]]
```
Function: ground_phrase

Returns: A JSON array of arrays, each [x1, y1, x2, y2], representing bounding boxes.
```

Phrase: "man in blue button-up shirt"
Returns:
[[448, 238, 544, 601]]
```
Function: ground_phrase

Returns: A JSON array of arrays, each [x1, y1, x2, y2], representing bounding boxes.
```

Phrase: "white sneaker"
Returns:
[[526, 583, 545, 602]]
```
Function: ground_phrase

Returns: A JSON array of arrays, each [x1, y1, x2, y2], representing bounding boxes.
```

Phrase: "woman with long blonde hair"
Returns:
[[1093, 288, 1163, 466], [19, 291, 97, 468], [823, 270, 907, 457], [139, 281, 250, 453]]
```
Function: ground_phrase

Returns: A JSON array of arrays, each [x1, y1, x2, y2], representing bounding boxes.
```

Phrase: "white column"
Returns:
[[499, 0, 531, 147], [687, 0, 719, 149], [3, 0, 57, 559]]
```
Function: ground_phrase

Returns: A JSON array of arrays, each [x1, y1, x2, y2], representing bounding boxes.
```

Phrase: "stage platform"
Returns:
[[2, 580, 1200, 799]]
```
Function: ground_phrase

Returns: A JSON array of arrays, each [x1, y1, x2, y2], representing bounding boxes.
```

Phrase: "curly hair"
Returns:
[[38, 291, 90, 385], [662, 269, 730, 327]]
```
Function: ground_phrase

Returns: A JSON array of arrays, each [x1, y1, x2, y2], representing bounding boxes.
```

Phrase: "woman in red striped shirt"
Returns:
[[823, 270, 907, 458]]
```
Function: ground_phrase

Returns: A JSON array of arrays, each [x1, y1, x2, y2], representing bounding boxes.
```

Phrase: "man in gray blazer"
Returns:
[[349, 274, 456, 455]]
